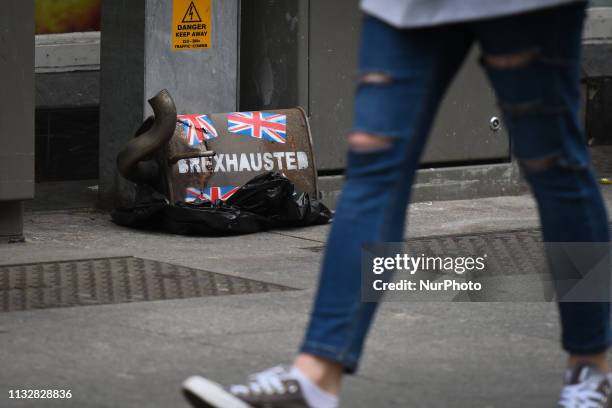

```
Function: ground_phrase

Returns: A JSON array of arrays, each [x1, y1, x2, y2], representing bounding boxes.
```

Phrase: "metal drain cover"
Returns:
[[0, 257, 294, 312], [304, 227, 548, 277]]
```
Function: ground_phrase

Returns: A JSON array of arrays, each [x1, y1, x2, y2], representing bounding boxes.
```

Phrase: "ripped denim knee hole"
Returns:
[[349, 72, 403, 153], [347, 132, 396, 153], [481, 47, 576, 117]]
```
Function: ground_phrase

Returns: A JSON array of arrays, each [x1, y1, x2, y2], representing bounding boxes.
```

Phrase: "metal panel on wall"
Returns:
[[307, 0, 361, 170], [239, 1, 309, 111], [424, 47, 509, 165], [241, 0, 510, 171], [308, 0, 509, 170]]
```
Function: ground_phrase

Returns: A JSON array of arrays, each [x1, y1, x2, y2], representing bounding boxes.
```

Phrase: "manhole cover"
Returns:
[[303, 227, 548, 277], [0, 256, 295, 312]]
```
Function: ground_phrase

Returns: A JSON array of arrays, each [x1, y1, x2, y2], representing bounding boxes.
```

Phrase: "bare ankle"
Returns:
[[568, 352, 609, 373], [293, 354, 344, 394]]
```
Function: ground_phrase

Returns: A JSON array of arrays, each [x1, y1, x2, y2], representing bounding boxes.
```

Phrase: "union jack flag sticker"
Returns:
[[177, 114, 219, 146], [226, 112, 287, 144], [185, 186, 240, 203]]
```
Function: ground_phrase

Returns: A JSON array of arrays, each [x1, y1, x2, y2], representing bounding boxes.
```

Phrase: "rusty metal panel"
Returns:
[[164, 108, 318, 204]]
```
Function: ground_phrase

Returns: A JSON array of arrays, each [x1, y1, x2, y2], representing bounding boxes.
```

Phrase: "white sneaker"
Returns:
[[559, 364, 612, 408], [182, 366, 311, 408]]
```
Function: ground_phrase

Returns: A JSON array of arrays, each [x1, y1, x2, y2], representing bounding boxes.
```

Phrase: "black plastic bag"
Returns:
[[112, 172, 332, 235]]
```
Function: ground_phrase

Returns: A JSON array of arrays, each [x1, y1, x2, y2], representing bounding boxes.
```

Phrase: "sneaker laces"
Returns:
[[230, 366, 296, 396], [559, 377, 609, 408]]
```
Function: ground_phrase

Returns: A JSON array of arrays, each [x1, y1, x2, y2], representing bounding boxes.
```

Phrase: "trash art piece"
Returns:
[[113, 89, 331, 235]]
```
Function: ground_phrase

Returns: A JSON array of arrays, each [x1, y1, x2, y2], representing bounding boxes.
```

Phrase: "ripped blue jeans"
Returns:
[[301, 3, 611, 373]]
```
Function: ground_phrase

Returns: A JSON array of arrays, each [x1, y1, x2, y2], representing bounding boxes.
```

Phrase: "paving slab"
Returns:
[[3, 189, 612, 407]]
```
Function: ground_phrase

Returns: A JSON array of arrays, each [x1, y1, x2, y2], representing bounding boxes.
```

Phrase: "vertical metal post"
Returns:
[[0, 0, 35, 242]]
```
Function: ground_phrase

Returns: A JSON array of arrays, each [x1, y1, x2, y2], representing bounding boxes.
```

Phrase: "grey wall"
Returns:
[[35, 31, 101, 109], [36, 71, 99, 109], [144, 0, 239, 117]]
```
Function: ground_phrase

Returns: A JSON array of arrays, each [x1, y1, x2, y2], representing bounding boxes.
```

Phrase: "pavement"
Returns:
[[3, 186, 612, 408]]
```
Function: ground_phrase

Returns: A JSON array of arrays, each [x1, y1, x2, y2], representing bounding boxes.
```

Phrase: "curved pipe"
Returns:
[[116, 89, 177, 184]]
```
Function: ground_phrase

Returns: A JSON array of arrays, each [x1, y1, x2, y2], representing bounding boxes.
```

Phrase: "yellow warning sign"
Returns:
[[172, 0, 211, 50]]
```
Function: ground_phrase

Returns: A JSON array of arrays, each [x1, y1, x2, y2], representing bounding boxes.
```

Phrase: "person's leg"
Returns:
[[296, 15, 473, 391], [474, 2, 611, 371], [181, 14, 475, 408]]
